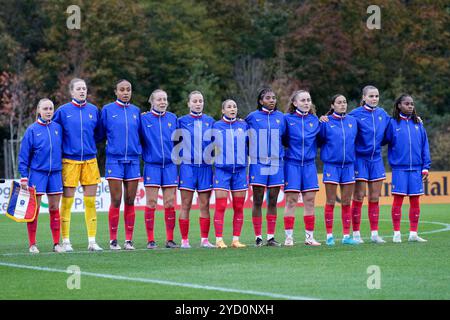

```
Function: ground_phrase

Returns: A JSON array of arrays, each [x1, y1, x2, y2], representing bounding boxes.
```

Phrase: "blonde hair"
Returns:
[[286, 90, 316, 115], [36, 98, 54, 120], [148, 89, 168, 107]]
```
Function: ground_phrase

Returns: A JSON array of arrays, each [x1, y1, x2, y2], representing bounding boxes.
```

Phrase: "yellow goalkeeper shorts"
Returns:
[[62, 158, 101, 187]]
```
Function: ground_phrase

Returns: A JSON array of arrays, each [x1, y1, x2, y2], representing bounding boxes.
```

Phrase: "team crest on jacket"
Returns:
[[348, 124, 352, 128], [205, 123, 209, 127], [309, 122, 313, 127], [168, 123, 172, 127], [55, 130, 58, 135], [108, 169, 112, 174], [378, 116, 382, 121], [326, 173, 331, 177], [133, 114, 137, 119], [276, 119, 280, 124], [415, 125, 419, 130], [89, 113, 93, 119]]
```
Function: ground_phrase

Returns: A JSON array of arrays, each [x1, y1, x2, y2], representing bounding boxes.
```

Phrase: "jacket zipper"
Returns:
[[159, 116, 165, 168], [80, 109, 84, 161], [46, 125, 52, 175], [371, 112, 376, 160], [407, 120, 412, 170], [301, 117, 305, 166], [341, 119, 346, 168]]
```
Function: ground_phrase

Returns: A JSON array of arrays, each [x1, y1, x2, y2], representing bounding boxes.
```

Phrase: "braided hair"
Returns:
[[393, 94, 420, 124]]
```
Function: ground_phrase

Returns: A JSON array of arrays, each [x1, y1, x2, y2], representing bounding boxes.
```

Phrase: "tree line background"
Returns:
[[0, 0, 449, 177]]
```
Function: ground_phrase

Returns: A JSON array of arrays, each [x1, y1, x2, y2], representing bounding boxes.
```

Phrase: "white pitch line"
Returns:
[[0, 261, 317, 300], [1, 220, 449, 257]]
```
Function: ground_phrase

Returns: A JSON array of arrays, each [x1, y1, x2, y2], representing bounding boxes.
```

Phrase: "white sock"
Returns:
[[326, 233, 333, 240], [371, 230, 378, 237], [233, 236, 239, 241], [394, 231, 401, 237], [216, 237, 223, 242], [305, 230, 314, 240], [88, 237, 96, 243], [63, 238, 70, 244], [343, 234, 350, 239], [409, 231, 417, 237], [255, 235, 262, 240], [267, 234, 274, 240], [201, 237, 208, 242], [285, 229, 293, 238], [353, 231, 361, 237]]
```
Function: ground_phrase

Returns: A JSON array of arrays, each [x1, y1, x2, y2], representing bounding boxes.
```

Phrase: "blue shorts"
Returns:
[[106, 160, 140, 181], [391, 170, 424, 196], [354, 157, 386, 182], [214, 167, 248, 192], [249, 163, 284, 188], [28, 169, 63, 195], [144, 163, 178, 187], [323, 163, 355, 185], [284, 162, 319, 192], [179, 164, 213, 192]]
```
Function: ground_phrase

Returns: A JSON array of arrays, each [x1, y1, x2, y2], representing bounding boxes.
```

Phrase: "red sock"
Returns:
[[232, 197, 245, 237], [351, 199, 363, 232], [266, 214, 277, 236], [144, 207, 155, 242], [164, 207, 176, 241], [199, 217, 210, 238], [368, 201, 380, 231], [108, 206, 120, 241], [49, 209, 60, 245], [303, 215, 315, 232], [179, 218, 190, 240], [342, 205, 351, 235], [27, 207, 40, 246], [284, 216, 295, 231], [325, 204, 334, 234], [252, 216, 262, 237], [124, 204, 135, 241], [392, 195, 404, 232], [409, 196, 420, 232], [214, 198, 227, 238]]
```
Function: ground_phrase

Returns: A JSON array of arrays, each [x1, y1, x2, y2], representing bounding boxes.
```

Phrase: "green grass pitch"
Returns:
[[0, 204, 449, 300]]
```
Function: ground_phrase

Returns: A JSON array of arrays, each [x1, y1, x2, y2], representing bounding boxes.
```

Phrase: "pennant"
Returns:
[[6, 181, 38, 222]]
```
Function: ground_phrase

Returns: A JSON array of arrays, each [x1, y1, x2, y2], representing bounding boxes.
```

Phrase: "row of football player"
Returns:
[[18, 79, 430, 253]]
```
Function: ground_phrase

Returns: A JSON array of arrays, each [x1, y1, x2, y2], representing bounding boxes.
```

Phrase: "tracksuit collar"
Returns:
[[115, 99, 130, 107], [331, 112, 346, 119], [295, 109, 309, 117], [400, 112, 412, 120], [37, 116, 51, 126], [151, 108, 166, 117], [261, 106, 275, 114], [222, 115, 237, 123], [190, 110, 203, 118], [363, 103, 377, 112], [71, 98, 87, 107]]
